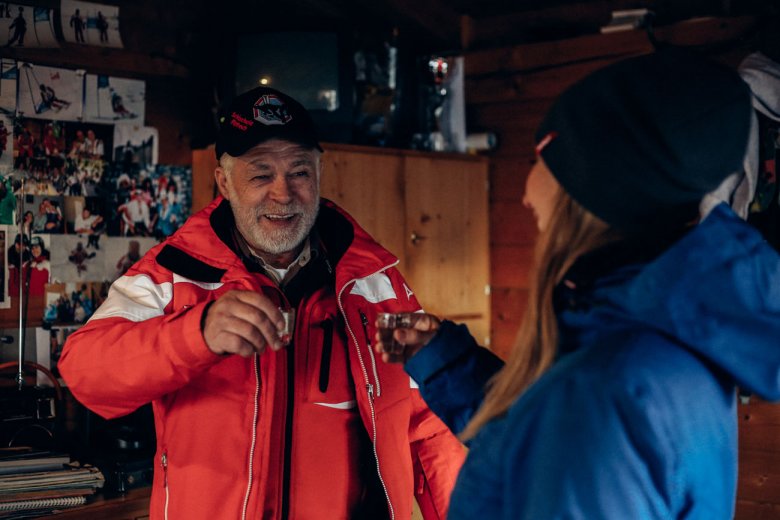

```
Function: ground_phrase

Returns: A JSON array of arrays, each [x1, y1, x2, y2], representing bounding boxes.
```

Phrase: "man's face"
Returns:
[[215, 139, 320, 256]]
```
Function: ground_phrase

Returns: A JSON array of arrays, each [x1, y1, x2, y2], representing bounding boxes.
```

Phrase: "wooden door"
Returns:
[[320, 145, 407, 266], [402, 155, 491, 346]]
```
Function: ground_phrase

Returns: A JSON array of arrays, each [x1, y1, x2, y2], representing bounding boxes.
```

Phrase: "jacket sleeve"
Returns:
[[405, 320, 504, 436], [58, 256, 223, 419], [409, 390, 466, 519]]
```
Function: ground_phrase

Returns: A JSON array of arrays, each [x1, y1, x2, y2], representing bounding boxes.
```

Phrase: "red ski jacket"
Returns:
[[59, 197, 464, 520]]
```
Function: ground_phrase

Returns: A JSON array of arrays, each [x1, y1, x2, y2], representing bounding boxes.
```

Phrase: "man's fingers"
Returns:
[[203, 291, 287, 355]]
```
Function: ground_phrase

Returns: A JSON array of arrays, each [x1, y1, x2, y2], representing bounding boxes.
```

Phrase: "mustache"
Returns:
[[255, 202, 307, 217]]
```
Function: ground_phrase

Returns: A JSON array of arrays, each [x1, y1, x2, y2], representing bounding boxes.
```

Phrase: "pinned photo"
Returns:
[[0, 4, 58, 49], [16, 63, 84, 121], [61, 0, 123, 49], [49, 234, 105, 282], [0, 58, 17, 115], [112, 124, 157, 169], [85, 75, 144, 123]]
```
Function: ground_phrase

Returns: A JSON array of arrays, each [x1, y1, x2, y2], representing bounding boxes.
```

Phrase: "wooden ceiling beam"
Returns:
[[378, 0, 463, 50]]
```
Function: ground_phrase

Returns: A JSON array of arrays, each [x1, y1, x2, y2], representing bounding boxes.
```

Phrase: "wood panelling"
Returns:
[[489, 201, 538, 247]]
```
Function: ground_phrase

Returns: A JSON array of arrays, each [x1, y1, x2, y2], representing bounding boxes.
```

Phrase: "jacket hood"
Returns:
[[559, 204, 780, 399], [163, 196, 398, 287]]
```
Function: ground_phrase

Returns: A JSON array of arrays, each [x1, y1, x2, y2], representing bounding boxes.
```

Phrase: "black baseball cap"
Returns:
[[214, 86, 322, 160]]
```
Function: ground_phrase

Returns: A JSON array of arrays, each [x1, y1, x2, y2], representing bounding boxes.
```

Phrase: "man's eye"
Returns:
[[251, 175, 272, 182], [290, 171, 310, 179]]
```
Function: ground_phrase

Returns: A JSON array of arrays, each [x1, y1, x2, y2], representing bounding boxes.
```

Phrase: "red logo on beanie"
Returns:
[[253, 94, 292, 126]]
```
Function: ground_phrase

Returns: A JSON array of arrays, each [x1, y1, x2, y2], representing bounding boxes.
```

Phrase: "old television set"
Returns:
[[232, 31, 354, 144]]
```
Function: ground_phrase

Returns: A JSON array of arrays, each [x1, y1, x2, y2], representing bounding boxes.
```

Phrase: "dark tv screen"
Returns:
[[234, 32, 352, 143]]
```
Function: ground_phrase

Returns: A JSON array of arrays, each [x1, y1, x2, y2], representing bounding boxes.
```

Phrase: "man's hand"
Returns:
[[202, 290, 286, 357], [374, 313, 441, 363]]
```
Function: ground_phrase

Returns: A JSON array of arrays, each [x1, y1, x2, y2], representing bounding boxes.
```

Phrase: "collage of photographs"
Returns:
[[0, 51, 191, 329]]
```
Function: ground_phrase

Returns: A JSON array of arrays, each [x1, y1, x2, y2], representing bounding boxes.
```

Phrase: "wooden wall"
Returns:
[[463, 15, 780, 518]]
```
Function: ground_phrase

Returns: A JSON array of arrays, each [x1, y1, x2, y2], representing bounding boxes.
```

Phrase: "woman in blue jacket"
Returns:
[[377, 48, 780, 519]]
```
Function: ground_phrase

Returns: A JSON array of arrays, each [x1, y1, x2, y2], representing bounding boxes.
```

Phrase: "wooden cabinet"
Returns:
[[192, 143, 492, 345], [320, 144, 491, 345]]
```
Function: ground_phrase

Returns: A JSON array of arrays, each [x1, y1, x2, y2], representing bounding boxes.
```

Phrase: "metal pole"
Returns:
[[16, 177, 24, 390]]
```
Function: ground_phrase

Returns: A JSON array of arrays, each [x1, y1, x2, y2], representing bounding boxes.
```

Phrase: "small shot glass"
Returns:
[[376, 312, 416, 354], [278, 308, 296, 346]]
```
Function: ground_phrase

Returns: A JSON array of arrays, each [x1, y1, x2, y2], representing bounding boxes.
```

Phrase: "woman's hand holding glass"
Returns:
[[374, 312, 441, 363]]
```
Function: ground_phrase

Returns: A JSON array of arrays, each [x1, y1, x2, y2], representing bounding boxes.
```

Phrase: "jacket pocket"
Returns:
[[318, 319, 333, 393], [305, 315, 356, 407]]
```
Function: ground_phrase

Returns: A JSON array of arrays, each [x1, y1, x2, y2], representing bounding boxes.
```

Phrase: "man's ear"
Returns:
[[214, 167, 230, 200]]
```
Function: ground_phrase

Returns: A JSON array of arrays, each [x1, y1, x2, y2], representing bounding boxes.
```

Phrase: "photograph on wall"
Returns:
[[23, 194, 64, 234], [6, 231, 50, 299], [0, 4, 58, 49], [0, 174, 15, 225], [64, 195, 105, 246], [34, 325, 83, 385], [42, 280, 107, 325], [112, 124, 157, 169], [16, 63, 84, 121], [102, 163, 190, 239], [60, 0, 123, 48], [0, 113, 12, 172], [0, 225, 8, 309], [0, 58, 17, 115], [103, 236, 157, 281], [49, 233, 104, 282], [13, 118, 111, 196], [84, 74, 144, 123]]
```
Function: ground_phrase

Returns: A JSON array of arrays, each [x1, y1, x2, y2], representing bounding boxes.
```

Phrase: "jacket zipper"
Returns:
[[337, 263, 399, 520], [161, 452, 169, 520], [359, 310, 382, 397], [241, 354, 261, 520], [281, 327, 295, 520]]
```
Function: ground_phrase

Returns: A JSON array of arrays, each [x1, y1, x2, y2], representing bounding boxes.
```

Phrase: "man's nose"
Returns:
[[269, 176, 293, 203]]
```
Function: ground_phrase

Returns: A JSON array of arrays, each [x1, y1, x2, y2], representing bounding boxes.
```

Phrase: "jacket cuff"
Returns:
[[166, 300, 223, 368], [405, 320, 480, 384]]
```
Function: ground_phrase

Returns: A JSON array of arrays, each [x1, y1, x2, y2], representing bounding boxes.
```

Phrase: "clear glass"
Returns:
[[278, 308, 296, 346], [376, 312, 416, 354]]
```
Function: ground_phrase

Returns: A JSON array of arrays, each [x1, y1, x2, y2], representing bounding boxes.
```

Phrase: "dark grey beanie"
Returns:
[[535, 48, 752, 233]]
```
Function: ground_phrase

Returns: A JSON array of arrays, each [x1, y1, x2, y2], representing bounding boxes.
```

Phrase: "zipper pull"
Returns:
[[161, 452, 168, 487], [366, 383, 374, 400], [359, 311, 371, 346]]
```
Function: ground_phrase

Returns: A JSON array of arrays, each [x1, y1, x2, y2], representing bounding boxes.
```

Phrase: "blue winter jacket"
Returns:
[[405, 204, 780, 519]]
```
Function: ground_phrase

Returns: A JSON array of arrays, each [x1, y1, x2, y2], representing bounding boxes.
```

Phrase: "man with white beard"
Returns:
[[60, 87, 464, 520]]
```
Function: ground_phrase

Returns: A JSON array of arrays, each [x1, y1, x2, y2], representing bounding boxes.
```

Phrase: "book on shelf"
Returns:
[[0, 494, 86, 513], [600, 8, 653, 33], [0, 448, 70, 476], [0, 465, 104, 494]]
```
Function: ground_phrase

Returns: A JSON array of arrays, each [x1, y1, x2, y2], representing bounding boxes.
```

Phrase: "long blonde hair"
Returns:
[[460, 188, 622, 441]]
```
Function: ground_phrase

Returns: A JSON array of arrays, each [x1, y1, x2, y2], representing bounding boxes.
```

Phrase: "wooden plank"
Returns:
[[490, 157, 534, 203], [739, 398, 780, 427], [491, 245, 535, 289], [466, 56, 623, 104], [191, 146, 218, 214], [377, 0, 462, 48], [0, 44, 189, 79], [740, 424, 780, 453], [319, 149, 407, 264], [403, 155, 491, 346], [0, 294, 44, 329], [490, 201, 537, 246], [735, 499, 780, 520], [490, 287, 527, 359], [464, 0, 624, 53], [464, 15, 757, 77], [470, 101, 550, 133], [738, 449, 780, 503]]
